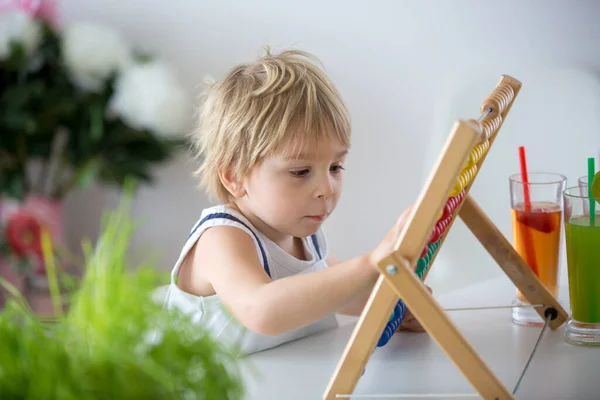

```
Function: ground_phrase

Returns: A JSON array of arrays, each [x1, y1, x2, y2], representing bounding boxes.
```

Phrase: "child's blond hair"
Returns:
[[190, 47, 352, 202]]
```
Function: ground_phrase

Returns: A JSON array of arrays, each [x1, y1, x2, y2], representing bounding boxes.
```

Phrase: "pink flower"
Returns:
[[33, 0, 60, 26], [0, 0, 60, 26]]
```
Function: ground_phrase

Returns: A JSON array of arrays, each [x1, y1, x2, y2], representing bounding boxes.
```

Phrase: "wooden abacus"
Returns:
[[323, 75, 569, 400]]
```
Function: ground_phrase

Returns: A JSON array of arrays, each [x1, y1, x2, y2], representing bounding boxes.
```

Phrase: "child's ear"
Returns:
[[219, 169, 246, 198]]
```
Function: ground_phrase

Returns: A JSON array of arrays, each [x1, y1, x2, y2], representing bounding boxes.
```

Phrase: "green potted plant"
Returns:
[[0, 1, 189, 295], [0, 186, 246, 399]]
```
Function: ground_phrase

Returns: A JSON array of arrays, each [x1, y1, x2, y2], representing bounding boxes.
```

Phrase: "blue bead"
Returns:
[[376, 300, 407, 347]]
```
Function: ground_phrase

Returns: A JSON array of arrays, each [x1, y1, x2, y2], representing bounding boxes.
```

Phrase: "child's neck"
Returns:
[[228, 202, 309, 261]]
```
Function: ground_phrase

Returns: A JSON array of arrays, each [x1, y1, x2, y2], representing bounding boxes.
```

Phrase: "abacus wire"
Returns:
[[444, 304, 544, 312], [477, 107, 492, 122], [512, 313, 552, 395]]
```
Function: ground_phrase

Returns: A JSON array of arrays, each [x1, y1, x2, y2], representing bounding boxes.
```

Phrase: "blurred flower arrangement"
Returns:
[[0, 1, 190, 293]]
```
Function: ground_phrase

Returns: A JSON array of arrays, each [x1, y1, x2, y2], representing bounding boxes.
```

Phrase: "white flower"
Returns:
[[62, 22, 132, 91], [0, 10, 41, 60], [109, 61, 190, 137]]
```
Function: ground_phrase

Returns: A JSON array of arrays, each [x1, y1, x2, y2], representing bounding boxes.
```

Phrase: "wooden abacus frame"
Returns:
[[323, 75, 569, 400]]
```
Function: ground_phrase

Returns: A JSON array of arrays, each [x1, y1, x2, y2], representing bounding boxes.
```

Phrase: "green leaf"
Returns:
[[34, 98, 78, 130], [0, 112, 36, 133], [0, 240, 11, 258], [4, 173, 25, 201], [0, 40, 29, 71], [73, 158, 101, 189], [0, 80, 45, 110], [90, 102, 104, 141], [98, 157, 153, 187], [15, 258, 31, 273], [124, 139, 171, 161], [24, 131, 54, 158]]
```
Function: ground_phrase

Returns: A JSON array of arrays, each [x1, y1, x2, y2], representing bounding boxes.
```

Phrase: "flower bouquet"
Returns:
[[0, 1, 190, 294]]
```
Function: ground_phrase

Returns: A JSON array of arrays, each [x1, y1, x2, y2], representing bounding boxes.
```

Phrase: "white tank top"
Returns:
[[160, 204, 339, 354]]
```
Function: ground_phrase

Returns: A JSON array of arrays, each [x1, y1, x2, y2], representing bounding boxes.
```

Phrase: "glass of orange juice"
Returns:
[[509, 172, 567, 326]]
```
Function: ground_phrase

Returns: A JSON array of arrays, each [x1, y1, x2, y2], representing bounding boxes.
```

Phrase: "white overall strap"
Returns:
[[186, 211, 271, 277]]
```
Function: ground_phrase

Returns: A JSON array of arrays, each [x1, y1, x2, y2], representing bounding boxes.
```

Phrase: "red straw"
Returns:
[[517, 145, 538, 275], [518, 146, 531, 211]]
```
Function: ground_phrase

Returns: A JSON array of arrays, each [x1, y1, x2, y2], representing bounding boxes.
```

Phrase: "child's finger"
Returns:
[[400, 317, 425, 332], [394, 206, 414, 229]]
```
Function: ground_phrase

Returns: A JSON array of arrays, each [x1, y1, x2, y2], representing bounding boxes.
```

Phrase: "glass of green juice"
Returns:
[[563, 187, 600, 346]]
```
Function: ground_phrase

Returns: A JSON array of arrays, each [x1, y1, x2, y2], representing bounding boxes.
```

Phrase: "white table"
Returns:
[[240, 275, 600, 399]]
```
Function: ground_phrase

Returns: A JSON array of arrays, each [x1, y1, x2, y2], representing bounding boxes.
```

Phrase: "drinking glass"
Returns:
[[563, 187, 600, 346], [578, 175, 590, 215], [509, 172, 566, 326]]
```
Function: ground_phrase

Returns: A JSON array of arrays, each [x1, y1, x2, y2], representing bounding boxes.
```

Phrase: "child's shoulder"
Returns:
[[190, 204, 259, 237], [197, 203, 239, 220], [185, 203, 266, 259]]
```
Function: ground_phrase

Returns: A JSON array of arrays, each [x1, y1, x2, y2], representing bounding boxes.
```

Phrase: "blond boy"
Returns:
[[163, 48, 424, 354]]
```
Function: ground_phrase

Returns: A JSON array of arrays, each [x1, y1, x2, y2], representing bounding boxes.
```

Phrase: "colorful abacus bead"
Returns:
[[450, 179, 463, 197], [416, 256, 428, 278], [481, 115, 503, 139], [426, 244, 436, 262], [465, 139, 490, 168], [481, 83, 514, 119], [444, 199, 456, 218], [430, 239, 441, 254], [450, 190, 466, 212], [416, 239, 442, 279], [441, 189, 465, 220], [377, 300, 407, 347], [428, 214, 452, 244], [455, 189, 466, 203], [450, 163, 478, 196], [420, 190, 466, 276], [443, 200, 454, 219]]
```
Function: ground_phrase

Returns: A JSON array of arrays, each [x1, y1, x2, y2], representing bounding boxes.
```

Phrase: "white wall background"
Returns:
[[61, 0, 600, 295]]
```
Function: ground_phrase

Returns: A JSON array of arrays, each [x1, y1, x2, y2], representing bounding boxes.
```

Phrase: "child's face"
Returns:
[[240, 133, 348, 239]]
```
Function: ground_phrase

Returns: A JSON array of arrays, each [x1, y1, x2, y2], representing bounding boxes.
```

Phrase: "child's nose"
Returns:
[[316, 176, 335, 199]]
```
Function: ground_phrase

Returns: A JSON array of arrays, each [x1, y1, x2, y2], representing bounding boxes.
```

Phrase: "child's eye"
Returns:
[[290, 169, 310, 177], [330, 165, 345, 173]]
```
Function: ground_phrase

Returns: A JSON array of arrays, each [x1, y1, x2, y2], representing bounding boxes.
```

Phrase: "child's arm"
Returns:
[[329, 254, 431, 333], [324, 255, 372, 316], [192, 226, 380, 336], [183, 207, 413, 337]]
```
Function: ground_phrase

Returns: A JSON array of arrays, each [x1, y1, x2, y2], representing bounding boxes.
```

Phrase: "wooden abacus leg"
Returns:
[[323, 274, 398, 400], [458, 194, 568, 329], [374, 256, 514, 400]]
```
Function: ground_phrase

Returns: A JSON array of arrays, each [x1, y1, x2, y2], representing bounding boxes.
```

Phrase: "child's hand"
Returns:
[[367, 206, 413, 271], [365, 206, 433, 334], [398, 285, 432, 333]]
